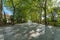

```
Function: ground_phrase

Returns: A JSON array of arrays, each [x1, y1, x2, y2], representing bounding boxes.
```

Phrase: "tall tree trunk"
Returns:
[[0, 0, 2, 26], [4, 12, 7, 24], [44, 0, 47, 26], [11, 0, 15, 25], [44, 0, 48, 40]]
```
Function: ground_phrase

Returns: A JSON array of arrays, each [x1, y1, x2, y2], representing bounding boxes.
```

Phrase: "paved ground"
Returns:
[[0, 27, 4, 40], [54, 27, 60, 40], [0, 23, 59, 40]]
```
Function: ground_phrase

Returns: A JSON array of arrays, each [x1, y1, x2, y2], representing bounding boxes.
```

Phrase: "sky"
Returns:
[[58, 0, 60, 2], [3, 0, 60, 15], [3, 7, 13, 15]]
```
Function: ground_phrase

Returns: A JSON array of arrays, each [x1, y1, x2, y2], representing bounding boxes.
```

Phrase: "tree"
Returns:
[[0, 0, 3, 25], [11, 0, 15, 25], [3, 0, 59, 26], [3, 0, 41, 23], [3, 12, 7, 24]]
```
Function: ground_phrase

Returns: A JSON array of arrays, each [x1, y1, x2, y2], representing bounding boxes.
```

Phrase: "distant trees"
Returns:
[[3, 0, 60, 26], [3, 0, 41, 23]]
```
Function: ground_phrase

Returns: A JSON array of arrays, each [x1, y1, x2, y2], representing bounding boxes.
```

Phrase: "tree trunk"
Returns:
[[44, 0, 47, 35], [0, 0, 3, 26], [11, 0, 15, 25], [44, 0, 47, 26]]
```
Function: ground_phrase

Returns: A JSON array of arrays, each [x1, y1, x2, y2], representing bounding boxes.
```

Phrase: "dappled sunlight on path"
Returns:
[[0, 23, 55, 40]]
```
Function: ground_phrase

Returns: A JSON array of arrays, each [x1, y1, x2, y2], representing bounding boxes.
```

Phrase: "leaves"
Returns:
[[3, 0, 60, 26]]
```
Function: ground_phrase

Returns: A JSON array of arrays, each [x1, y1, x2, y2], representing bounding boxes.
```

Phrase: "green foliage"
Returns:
[[2, 18, 7, 24], [3, 0, 60, 26]]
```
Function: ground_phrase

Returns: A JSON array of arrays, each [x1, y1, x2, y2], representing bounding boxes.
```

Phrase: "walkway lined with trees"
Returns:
[[0, 0, 60, 26], [0, 0, 60, 40]]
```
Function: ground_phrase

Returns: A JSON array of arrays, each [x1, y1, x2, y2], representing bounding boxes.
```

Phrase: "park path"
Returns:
[[0, 24, 60, 40], [0, 27, 4, 40], [55, 27, 60, 40]]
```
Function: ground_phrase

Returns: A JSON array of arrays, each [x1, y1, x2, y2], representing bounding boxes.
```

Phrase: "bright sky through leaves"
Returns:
[[3, 7, 13, 15], [3, 0, 60, 15]]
